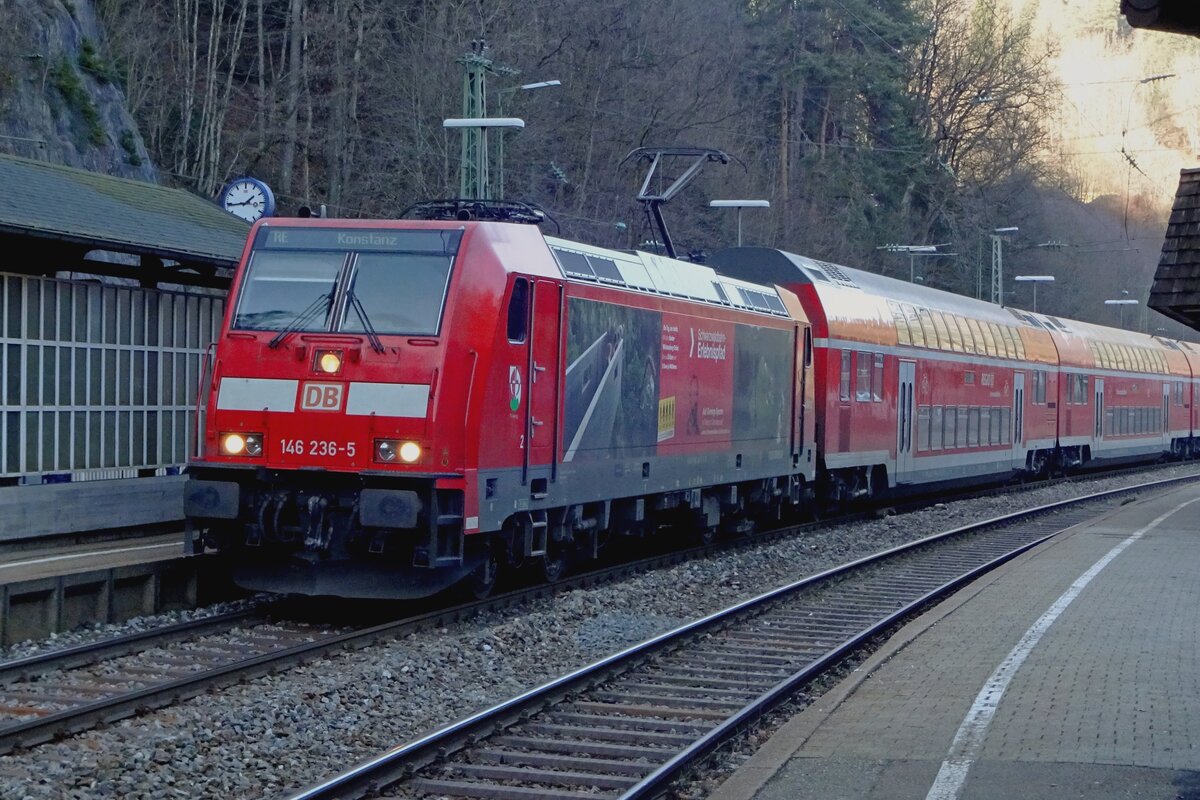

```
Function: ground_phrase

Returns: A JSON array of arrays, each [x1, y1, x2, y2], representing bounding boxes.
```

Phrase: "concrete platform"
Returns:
[[712, 481, 1200, 800], [0, 532, 184, 584], [0, 475, 184, 543]]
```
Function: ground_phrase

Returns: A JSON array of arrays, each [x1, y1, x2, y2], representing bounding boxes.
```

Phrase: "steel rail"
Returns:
[[0, 605, 267, 684], [281, 472, 1200, 800]]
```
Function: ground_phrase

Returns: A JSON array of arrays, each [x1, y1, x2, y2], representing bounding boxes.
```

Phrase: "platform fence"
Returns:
[[0, 272, 223, 482]]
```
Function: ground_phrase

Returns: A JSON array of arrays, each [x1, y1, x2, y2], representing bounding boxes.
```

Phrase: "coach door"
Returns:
[[1093, 378, 1105, 450], [1011, 372, 1026, 468], [896, 361, 916, 483], [1162, 382, 1171, 447], [525, 280, 562, 487]]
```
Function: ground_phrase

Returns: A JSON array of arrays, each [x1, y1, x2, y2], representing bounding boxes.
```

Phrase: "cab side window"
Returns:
[[507, 278, 529, 342]]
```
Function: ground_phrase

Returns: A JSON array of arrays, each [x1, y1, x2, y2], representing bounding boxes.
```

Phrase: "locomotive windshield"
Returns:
[[232, 226, 462, 336]]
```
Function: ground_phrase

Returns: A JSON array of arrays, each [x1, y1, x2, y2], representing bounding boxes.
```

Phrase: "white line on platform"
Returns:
[[0, 541, 182, 571], [925, 494, 1200, 800]]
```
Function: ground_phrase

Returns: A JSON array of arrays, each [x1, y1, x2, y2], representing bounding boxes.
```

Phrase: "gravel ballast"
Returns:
[[2, 465, 1197, 799]]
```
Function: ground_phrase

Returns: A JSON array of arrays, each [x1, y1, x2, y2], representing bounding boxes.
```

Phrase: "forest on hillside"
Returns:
[[82, 0, 1198, 332]]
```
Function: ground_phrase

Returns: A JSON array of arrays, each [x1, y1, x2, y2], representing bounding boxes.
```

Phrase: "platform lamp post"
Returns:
[[1014, 275, 1054, 313], [495, 79, 560, 199], [443, 117, 525, 200], [710, 200, 770, 246], [1105, 297, 1138, 329], [991, 227, 1018, 306]]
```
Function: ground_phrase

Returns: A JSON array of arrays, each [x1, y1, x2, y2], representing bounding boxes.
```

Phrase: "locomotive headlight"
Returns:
[[221, 432, 263, 457], [374, 439, 399, 463], [374, 439, 421, 464], [315, 349, 343, 374]]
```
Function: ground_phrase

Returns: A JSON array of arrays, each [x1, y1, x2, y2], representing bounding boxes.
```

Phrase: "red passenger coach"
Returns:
[[1035, 316, 1190, 465], [185, 220, 816, 598], [712, 248, 1055, 498], [710, 247, 1199, 498]]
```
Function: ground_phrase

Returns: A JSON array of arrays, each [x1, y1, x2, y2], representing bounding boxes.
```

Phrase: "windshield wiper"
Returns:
[[267, 292, 332, 349], [348, 292, 386, 353]]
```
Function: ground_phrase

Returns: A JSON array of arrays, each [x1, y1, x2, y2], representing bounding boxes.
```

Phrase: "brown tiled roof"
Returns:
[[1150, 167, 1200, 330]]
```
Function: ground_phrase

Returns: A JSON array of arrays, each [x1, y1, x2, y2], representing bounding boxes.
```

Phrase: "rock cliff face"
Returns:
[[0, 0, 156, 182]]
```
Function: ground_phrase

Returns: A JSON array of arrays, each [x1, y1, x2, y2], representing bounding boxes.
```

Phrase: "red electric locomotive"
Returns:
[[185, 219, 817, 598]]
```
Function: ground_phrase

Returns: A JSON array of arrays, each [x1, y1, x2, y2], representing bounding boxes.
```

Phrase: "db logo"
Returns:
[[300, 382, 343, 411]]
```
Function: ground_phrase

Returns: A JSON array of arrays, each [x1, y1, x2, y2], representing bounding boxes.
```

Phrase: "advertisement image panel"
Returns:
[[732, 324, 793, 444], [655, 314, 735, 453], [563, 297, 661, 461]]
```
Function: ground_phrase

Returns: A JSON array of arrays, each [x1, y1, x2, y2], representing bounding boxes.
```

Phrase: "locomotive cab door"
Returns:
[[1012, 372, 1026, 468], [896, 361, 916, 483], [524, 279, 562, 489]]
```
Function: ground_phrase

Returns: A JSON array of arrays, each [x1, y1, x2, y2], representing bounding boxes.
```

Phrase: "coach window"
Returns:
[[917, 407, 931, 451], [945, 315, 964, 352], [955, 316, 977, 354], [506, 278, 529, 342], [931, 407, 944, 449], [890, 301, 913, 346], [982, 323, 999, 357], [840, 350, 852, 401], [956, 407, 969, 448], [998, 326, 1015, 359], [1034, 370, 1047, 404], [966, 319, 987, 356], [1176, 381, 1185, 406], [918, 310, 939, 348], [930, 313, 952, 351], [904, 305, 927, 347], [872, 353, 884, 401], [856, 351, 872, 401], [944, 406, 957, 448]]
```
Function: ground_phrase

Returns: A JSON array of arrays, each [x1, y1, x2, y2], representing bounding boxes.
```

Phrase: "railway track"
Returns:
[[283, 472, 1200, 800], [0, 462, 1193, 757]]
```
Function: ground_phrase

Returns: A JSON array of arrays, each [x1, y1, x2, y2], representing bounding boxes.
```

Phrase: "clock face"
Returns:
[[221, 178, 274, 222]]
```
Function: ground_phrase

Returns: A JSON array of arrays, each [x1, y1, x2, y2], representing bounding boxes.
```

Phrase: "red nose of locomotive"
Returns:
[[186, 221, 471, 597], [205, 334, 440, 473]]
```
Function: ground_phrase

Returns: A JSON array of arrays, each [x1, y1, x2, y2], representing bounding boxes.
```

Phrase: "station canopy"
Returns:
[[0, 153, 248, 289]]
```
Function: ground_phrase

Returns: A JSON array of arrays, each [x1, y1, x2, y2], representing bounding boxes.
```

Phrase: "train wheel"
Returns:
[[466, 545, 501, 600], [541, 547, 567, 583]]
